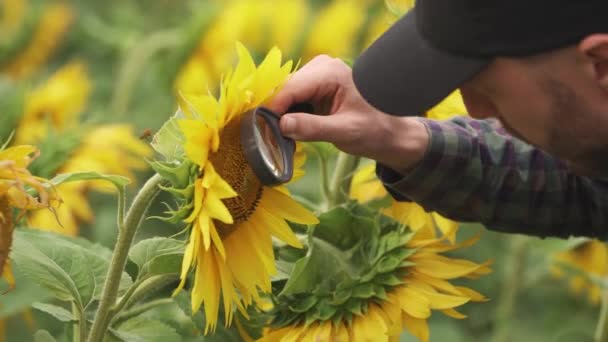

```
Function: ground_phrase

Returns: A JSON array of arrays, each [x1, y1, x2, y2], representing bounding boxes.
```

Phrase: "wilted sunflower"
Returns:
[[0, 145, 58, 288], [262, 203, 490, 342], [1, 1, 73, 80], [350, 91, 468, 243], [551, 240, 608, 304], [166, 43, 318, 333], [11, 62, 151, 235]]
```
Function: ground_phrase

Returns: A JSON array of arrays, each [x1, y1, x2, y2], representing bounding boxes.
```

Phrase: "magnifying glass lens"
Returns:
[[254, 114, 285, 177]]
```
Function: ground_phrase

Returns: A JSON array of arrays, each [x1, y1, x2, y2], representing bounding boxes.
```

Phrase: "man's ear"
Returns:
[[579, 34, 608, 88]]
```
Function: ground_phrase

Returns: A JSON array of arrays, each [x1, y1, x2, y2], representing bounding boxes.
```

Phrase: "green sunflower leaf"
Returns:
[[33, 330, 57, 342], [108, 316, 181, 342], [129, 237, 184, 278], [48, 171, 131, 190], [31, 302, 76, 323], [11, 229, 133, 308], [0, 266, 51, 319]]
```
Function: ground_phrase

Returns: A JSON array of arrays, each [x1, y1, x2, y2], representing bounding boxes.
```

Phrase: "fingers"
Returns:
[[280, 112, 345, 142], [270, 55, 350, 114]]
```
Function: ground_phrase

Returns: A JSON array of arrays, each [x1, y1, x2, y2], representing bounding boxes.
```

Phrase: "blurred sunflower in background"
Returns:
[[552, 240, 608, 304], [350, 91, 469, 243], [0, 0, 73, 80], [302, 0, 370, 61], [6, 62, 151, 236], [156, 43, 318, 333], [175, 0, 309, 96], [263, 202, 490, 342]]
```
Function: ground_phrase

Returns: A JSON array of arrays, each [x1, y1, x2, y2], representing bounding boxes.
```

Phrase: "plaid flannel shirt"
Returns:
[[376, 116, 608, 239]]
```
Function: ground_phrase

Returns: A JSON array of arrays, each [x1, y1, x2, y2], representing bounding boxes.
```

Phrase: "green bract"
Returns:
[[269, 201, 416, 328]]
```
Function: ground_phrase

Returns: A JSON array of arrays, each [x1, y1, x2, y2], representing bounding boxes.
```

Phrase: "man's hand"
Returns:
[[270, 55, 430, 174]]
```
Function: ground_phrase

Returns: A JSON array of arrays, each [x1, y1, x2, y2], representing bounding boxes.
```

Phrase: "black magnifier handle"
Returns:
[[286, 102, 315, 114]]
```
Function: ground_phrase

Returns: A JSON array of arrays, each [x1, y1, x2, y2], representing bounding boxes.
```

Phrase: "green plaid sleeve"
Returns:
[[376, 116, 608, 239]]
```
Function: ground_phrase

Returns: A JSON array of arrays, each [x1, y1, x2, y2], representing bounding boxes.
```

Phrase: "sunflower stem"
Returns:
[[116, 274, 177, 315], [491, 235, 530, 342], [113, 298, 174, 326], [110, 30, 181, 118], [327, 152, 360, 208], [594, 286, 608, 342], [87, 173, 165, 342], [309, 144, 332, 207], [72, 301, 86, 342]]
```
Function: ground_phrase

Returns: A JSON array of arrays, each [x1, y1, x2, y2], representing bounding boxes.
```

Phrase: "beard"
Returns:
[[543, 79, 608, 177]]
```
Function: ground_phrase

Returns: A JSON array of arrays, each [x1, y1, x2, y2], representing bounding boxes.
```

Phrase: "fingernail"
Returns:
[[281, 116, 295, 136]]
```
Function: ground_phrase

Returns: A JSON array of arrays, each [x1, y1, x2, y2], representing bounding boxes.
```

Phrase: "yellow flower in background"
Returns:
[[302, 0, 367, 61], [2, 2, 73, 80], [262, 225, 491, 342], [426, 90, 468, 120], [15, 61, 90, 144], [28, 125, 152, 236], [0, 145, 58, 288], [0, 0, 27, 37], [11, 62, 151, 236], [552, 240, 608, 304], [174, 43, 318, 333], [363, 0, 415, 48], [175, 0, 308, 95]]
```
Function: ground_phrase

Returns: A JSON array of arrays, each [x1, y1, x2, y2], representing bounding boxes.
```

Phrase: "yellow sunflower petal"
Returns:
[[262, 187, 319, 224], [203, 190, 234, 224], [402, 314, 430, 342], [396, 287, 431, 319], [256, 206, 302, 248]]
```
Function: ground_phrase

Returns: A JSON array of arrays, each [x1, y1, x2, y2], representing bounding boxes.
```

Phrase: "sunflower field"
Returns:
[[0, 1, 606, 341]]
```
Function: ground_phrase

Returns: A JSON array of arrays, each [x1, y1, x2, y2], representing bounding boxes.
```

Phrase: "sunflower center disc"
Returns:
[[209, 118, 263, 232]]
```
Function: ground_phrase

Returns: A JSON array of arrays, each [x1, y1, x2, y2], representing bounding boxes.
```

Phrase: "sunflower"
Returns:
[[164, 43, 319, 333], [14, 61, 90, 144], [175, 0, 308, 95], [302, 0, 367, 61], [551, 240, 608, 304], [1, 2, 73, 80], [11, 62, 151, 235], [0, 0, 27, 37], [27, 125, 152, 236], [262, 202, 490, 342], [351, 163, 459, 243], [0, 145, 58, 288]]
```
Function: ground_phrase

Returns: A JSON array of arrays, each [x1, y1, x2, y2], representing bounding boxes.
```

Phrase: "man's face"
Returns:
[[459, 45, 608, 176]]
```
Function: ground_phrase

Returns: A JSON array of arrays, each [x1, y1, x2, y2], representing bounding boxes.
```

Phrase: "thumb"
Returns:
[[280, 113, 341, 142]]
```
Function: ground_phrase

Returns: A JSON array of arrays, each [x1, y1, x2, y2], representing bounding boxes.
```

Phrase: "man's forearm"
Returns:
[[377, 116, 608, 239]]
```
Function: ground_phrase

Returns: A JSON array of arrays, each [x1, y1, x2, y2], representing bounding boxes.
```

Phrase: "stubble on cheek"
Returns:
[[544, 79, 608, 176]]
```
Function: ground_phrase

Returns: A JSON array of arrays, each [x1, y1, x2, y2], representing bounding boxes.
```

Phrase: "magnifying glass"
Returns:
[[240, 103, 314, 186]]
